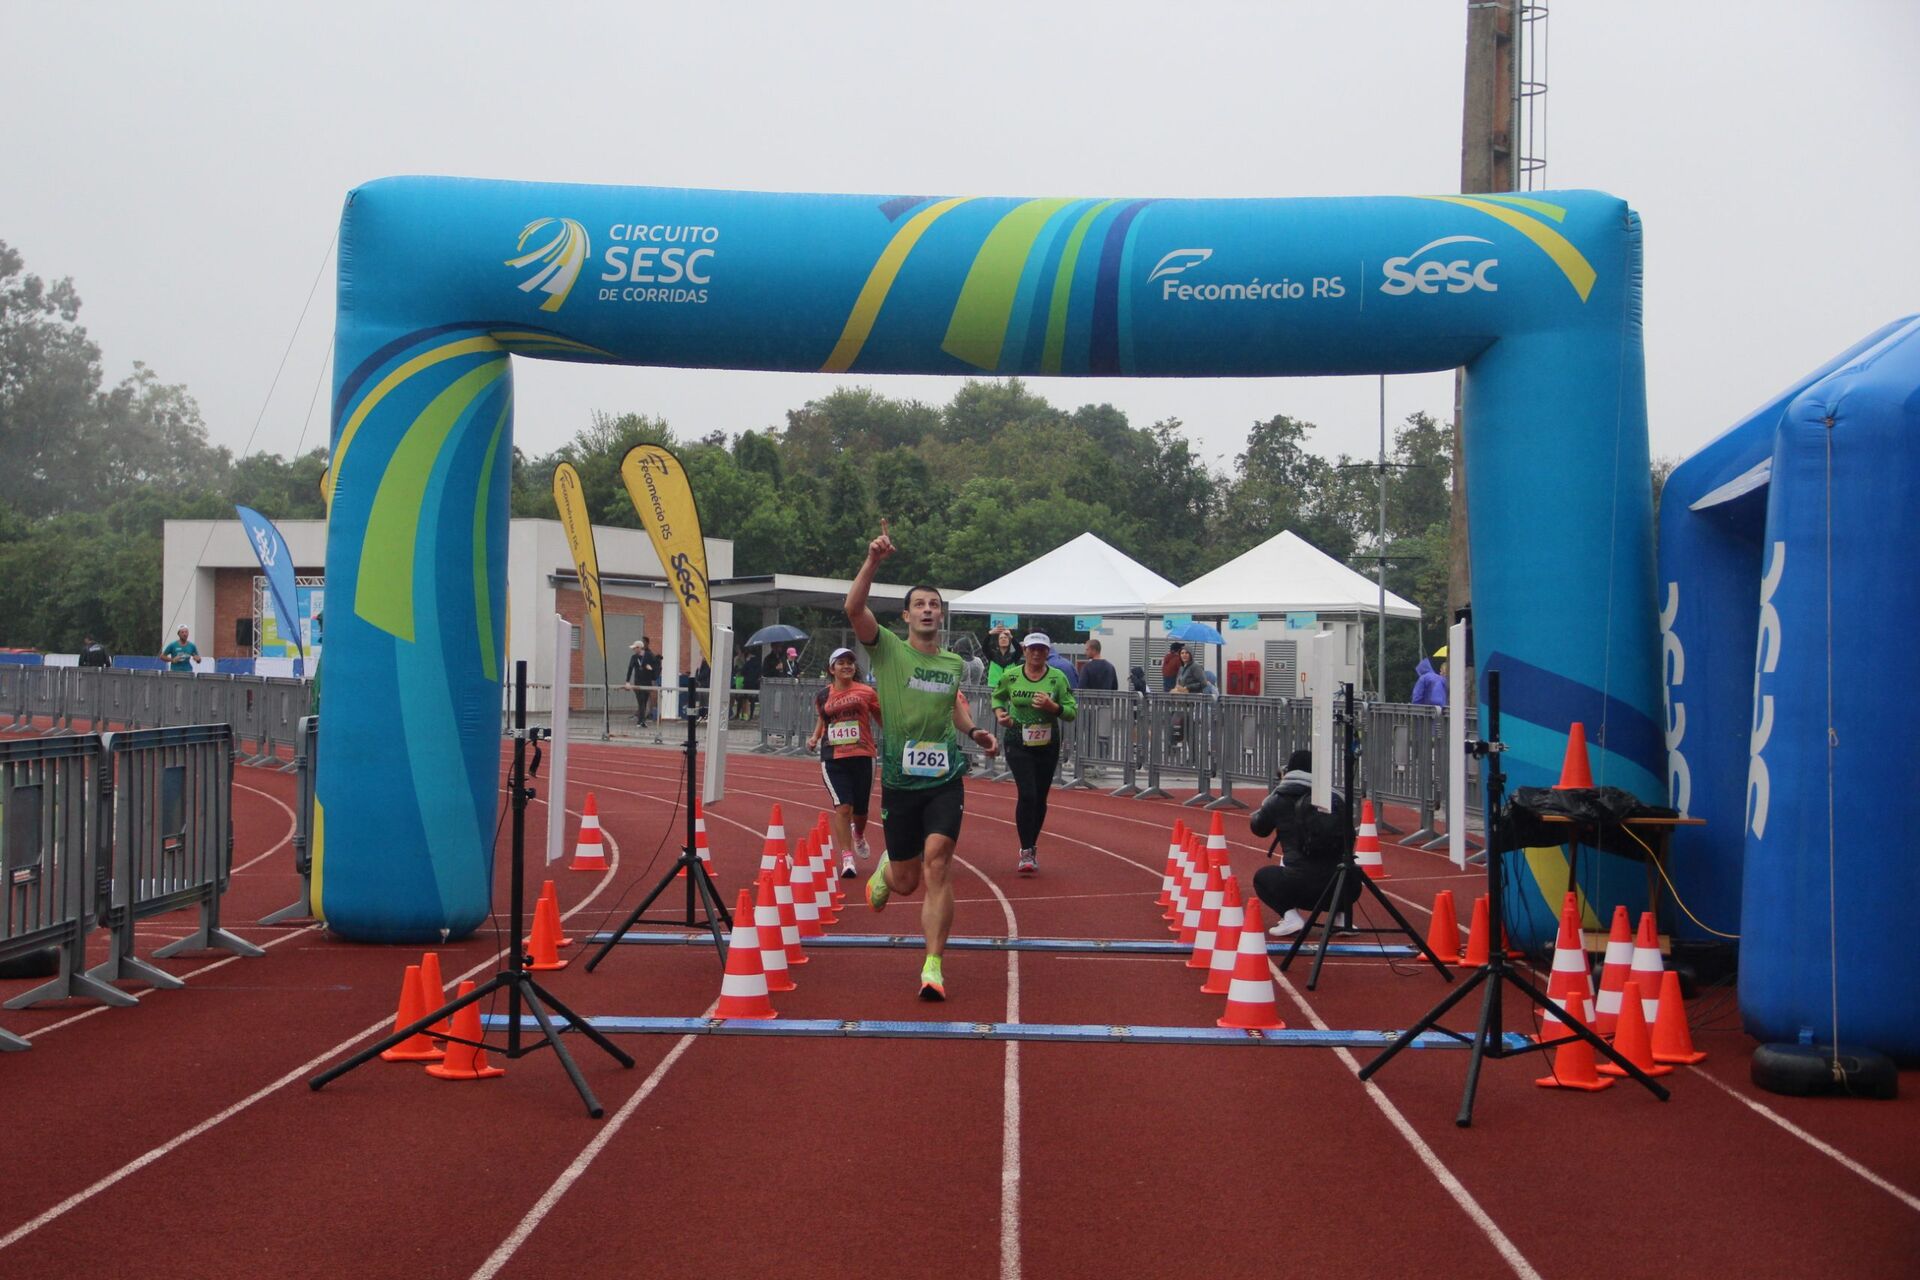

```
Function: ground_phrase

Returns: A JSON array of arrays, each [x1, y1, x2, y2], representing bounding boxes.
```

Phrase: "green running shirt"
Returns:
[[862, 625, 968, 790]]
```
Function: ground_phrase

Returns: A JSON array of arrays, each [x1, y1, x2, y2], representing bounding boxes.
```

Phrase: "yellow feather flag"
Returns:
[[620, 444, 712, 662], [552, 462, 608, 663]]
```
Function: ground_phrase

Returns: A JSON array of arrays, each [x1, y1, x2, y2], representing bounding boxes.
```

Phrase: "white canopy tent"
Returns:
[[947, 532, 1176, 617], [1151, 530, 1420, 619]]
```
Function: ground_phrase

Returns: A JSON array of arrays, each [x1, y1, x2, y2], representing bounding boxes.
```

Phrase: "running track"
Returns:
[[0, 737, 1914, 1279]]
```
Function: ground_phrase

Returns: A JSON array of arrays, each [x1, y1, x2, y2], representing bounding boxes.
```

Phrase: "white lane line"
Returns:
[[1267, 964, 1542, 1280], [231, 778, 297, 873], [954, 854, 1023, 1280], [1685, 1065, 1920, 1213], [468, 1002, 716, 1280]]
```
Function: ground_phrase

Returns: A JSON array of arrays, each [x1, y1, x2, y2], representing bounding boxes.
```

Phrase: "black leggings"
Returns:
[[1004, 742, 1059, 849]]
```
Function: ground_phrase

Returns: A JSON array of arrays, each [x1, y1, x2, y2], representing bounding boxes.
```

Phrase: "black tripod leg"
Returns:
[[1456, 969, 1503, 1127], [1359, 876, 1455, 981], [1304, 868, 1346, 991], [524, 980, 636, 1068], [1501, 967, 1671, 1100], [687, 859, 732, 956], [310, 977, 496, 1090], [585, 860, 682, 972], [1357, 965, 1487, 1081], [516, 981, 605, 1118]]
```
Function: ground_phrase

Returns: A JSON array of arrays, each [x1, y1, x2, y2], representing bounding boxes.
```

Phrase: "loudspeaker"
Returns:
[[235, 617, 254, 648]]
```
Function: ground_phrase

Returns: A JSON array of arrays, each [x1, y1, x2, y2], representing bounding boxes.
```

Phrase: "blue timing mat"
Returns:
[[588, 930, 1417, 957]]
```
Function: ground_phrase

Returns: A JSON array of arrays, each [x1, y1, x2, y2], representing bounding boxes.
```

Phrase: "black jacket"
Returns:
[[1079, 658, 1119, 691], [1248, 769, 1352, 869]]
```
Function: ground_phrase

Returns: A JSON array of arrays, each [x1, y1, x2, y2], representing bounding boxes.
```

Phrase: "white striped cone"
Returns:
[[569, 793, 609, 871], [1204, 811, 1230, 865], [1188, 855, 1227, 971], [694, 800, 713, 869], [1177, 836, 1209, 942], [1592, 905, 1635, 1035], [1217, 902, 1286, 1031], [1629, 911, 1665, 1024], [807, 834, 839, 925], [1353, 799, 1387, 878], [754, 872, 795, 992], [771, 860, 808, 965], [1202, 879, 1246, 995], [1534, 969, 1613, 1090], [1165, 835, 1194, 928], [788, 840, 826, 938], [1548, 903, 1595, 1021], [1158, 821, 1188, 913], [714, 889, 776, 1019], [759, 804, 789, 874]]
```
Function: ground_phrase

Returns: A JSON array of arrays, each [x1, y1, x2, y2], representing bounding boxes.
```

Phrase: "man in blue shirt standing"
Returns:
[[161, 626, 199, 673]]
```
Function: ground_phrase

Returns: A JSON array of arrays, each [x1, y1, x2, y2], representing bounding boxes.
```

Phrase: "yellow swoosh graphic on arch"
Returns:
[[1418, 195, 1597, 302], [822, 198, 972, 373], [329, 335, 504, 506]]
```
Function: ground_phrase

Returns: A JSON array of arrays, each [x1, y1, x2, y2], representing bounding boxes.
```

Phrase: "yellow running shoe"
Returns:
[[918, 954, 945, 1002]]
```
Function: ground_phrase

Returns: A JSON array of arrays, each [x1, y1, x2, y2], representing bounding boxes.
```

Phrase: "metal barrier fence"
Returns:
[[0, 734, 134, 1046], [88, 724, 261, 994], [262, 716, 319, 925]]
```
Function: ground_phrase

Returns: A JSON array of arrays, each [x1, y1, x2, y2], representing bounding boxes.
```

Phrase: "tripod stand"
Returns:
[[311, 662, 635, 1117], [586, 707, 731, 973], [1357, 670, 1671, 1126], [1277, 683, 1456, 990]]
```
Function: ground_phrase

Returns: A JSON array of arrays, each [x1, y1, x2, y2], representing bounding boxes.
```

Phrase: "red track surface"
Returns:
[[1, 737, 1915, 1279]]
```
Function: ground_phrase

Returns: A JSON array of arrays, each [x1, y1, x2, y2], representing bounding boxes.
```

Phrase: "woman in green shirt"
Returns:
[[992, 632, 1077, 875]]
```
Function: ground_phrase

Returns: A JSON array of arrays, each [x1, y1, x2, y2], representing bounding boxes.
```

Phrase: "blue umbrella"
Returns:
[[745, 624, 809, 647], [1166, 620, 1225, 646]]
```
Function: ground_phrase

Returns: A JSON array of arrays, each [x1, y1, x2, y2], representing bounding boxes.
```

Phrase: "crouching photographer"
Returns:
[[1248, 749, 1358, 938]]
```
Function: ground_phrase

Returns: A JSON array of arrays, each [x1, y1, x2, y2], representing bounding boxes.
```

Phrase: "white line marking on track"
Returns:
[[1685, 1065, 1920, 1213], [953, 853, 1023, 1280], [231, 777, 297, 873]]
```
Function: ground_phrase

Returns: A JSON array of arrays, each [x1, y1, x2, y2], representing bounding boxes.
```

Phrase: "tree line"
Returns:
[[0, 239, 1455, 697]]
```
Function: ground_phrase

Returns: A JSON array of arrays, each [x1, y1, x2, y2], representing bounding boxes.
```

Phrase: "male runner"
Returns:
[[845, 518, 998, 1000]]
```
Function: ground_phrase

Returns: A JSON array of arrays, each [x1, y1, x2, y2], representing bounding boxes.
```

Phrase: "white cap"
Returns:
[[829, 647, 855, 664], [1021, 632, 1052, 651]]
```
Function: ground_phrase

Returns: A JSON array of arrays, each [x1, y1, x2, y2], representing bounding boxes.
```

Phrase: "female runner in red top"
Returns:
[[807, 646, 883, 877]]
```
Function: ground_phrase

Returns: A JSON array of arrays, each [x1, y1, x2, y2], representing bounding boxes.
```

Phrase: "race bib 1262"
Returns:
[[902, 740, 950, 778]]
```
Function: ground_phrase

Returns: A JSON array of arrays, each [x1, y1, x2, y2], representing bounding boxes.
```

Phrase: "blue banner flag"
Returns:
[[235, 505, 304, 657]]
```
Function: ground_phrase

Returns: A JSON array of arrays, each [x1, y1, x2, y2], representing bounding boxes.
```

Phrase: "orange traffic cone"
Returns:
[[754, 871, 796, 993], [714, 888, 777, 1019], [570, 792, 609, 871], [1204, 810, 1230, 868], [425, 982, 506, 1081], [1547, 899, 1595, 1020], [1650, 970, 1707, 1064], [759, 804, 789, 874], [771, 859, 807, 966], [418, 951, 450, 1039], [1533, 972, 1613, 1091], [1202, 879, 1245, 995], [1166, 829, 1195, 926], [1462, 895, 1492, 966], [1217, 897, 1286, 1032], [379, 964, 444, 1062], [1158, 821, 1187, 911], [809, 834, 840, 926], [525, 893, 568, 971], [789, 835, 825, 938], [1598, 979, 1672, 1078], [1554, 723, 1594, 790], [1592, 906, 1635, 1036], [1354, 799, 1388, 878], [695, 799, 714, 874], [1177, 833, 1209, 942], [1629, 911, 1666, 1026], [1426, 890, 1462, 964], [534, 880, 573, 948], [1187, 854, 1227, 971]]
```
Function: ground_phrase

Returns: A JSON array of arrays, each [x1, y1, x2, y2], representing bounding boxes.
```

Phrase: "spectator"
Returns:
[[1411, 647, 1450, 706], [1046, 649, 1080, 689], [1127, 665, 1148, 695], [1160, 642, 1186, 692], [1078, 638, 1119, 691], [624, 636, 662, 723], [160, 626, 199, 674], [79, 635, 112, 668], [1175, 646, 1207, 694], [985, 627, 1021, 689], [740, 645, 763, 719], [1248, 749, 1357, 937]]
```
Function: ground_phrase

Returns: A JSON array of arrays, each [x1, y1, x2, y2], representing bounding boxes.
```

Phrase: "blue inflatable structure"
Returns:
[[320, 178, 1662, 943], [1660, 316, 1920, 1062]]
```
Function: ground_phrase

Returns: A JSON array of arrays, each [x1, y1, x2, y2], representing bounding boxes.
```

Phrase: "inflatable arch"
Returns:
[[319, 177, 1661, 944], [1660, 315, 1920, 1061]]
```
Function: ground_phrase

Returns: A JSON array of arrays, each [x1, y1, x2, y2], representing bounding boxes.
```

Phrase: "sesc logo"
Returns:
[[504, 217, 590, 313], [1379, 235, 1498, 297]]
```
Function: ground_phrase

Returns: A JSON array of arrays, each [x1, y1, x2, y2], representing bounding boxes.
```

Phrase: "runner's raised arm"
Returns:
[[844, 517, 894, 645]]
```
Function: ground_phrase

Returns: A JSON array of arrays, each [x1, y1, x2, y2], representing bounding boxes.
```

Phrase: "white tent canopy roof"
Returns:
[[1152, 530, 1421, 620], [948, 532, 1176, 616]]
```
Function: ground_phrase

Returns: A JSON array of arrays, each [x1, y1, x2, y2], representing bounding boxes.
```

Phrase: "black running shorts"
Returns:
[[879, 775, 965, 862], [820, 755, 873, 816]]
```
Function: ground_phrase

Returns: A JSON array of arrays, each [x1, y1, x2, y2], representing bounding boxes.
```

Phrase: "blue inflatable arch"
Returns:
[[320, 178, 1660, 943]]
